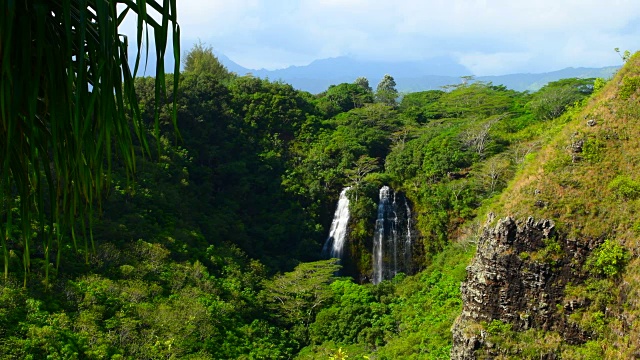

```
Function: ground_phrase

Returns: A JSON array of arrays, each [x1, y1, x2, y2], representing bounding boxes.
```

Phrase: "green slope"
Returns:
[[465, 53, 640, 358]]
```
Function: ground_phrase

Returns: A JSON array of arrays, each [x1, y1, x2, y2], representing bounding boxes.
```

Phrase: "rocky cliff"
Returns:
[[451, 216, 600, 359]]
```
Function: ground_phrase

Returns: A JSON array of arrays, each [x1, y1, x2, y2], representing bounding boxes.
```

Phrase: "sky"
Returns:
[[122, 0, 640, 76]]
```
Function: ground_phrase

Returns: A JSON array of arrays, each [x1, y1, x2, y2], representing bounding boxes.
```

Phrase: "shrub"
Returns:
[[562, 340, 605, 360], [486, 319, 513, 335], [581, 138, 605, 163], [608, 175, 640, 200], [619, 76, 640, 100], [593, 78, 607, 93], [585, 239, 630, 277]]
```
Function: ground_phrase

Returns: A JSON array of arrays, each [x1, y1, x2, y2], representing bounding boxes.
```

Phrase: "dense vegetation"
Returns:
[[467, 53, 640, 359], [3, 42, 635, 359]]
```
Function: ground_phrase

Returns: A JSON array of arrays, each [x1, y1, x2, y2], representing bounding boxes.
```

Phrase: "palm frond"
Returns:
[[0, 0, 179, 286]]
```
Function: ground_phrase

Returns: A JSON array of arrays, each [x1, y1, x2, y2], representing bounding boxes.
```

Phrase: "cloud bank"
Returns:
[[122, 0, 640, 75]]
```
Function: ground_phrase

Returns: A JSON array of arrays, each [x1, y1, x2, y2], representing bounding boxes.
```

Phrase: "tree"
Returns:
[[398, 90, 445, 123], [183, 41, 232, 81], [261, 260, 341, 342], [527, 78, 595, 120], [346, 156, 379, 200], [615, 47, 632, 62], [309, 279, 391, 347], [375, 74, 399, 106], [461, 116, 502, 158], [438, 81, 513, 118], [354, 77, 373, 93], [476, 155, 511, 194], [1, 0, 179, 284], [318, 83, 374, 116]]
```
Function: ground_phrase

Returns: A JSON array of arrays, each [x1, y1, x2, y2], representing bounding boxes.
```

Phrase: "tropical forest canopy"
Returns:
[[4, 26, 634, 358]]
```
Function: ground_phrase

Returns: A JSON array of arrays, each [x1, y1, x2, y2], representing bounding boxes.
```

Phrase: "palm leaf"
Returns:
[[0, 0, 179, 286]]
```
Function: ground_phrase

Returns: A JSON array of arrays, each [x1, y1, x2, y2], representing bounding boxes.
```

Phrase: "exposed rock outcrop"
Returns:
[[451, 216, 599, 359]]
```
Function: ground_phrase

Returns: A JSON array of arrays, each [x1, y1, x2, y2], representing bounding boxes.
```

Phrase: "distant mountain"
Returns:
[[397, 66, 620, 93], [254, 56, 469, 79], [215, 53, 253, 75], [217, 54, 620, 94], [476, 66, 620, 92], [218, 54, 471, 93]]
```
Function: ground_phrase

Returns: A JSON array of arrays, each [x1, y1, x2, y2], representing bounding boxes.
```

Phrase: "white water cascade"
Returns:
[[404, 200, 413, 268], [372, 186, 414, 285], [372, 186, 390, 284], [322, 187, 351, 261]]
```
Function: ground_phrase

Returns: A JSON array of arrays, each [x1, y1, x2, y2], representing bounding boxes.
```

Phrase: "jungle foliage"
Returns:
[[3, 39, 626, 358]]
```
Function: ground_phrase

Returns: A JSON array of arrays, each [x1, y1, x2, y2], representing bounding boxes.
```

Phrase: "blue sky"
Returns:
[[121, 0, 640, 76]]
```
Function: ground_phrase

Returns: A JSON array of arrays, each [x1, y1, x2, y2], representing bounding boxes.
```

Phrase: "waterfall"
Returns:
[[322, 187, 351, 261], [404, 198, 412, 268], [372, 186, 414, 284], [372, 186, 390, 284]]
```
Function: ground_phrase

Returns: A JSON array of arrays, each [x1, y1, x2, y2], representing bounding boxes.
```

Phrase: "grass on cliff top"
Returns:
[[483, 52, 640, 248]]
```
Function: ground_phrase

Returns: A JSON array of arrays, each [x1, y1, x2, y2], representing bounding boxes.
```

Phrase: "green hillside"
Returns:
[[1, 43, 637, 359], [460, 52, 640, 358]]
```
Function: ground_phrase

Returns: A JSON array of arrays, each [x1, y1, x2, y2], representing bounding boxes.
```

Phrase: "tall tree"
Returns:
[[354, 76, 373, 93], [318, 83, 374, 116], [375, 74, 399, 106], [183, 41, 231, 80], [261, 260, 341, 342], [527, 78, 595, 120], [346, 155, 379, 201], [1, 0, 180, 284]]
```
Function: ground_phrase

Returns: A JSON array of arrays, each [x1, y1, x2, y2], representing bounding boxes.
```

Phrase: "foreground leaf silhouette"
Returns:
[[0, 0, 180, 286]]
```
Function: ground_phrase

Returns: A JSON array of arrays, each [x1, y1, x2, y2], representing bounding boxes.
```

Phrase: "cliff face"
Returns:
[[451, 216, 599, 359]]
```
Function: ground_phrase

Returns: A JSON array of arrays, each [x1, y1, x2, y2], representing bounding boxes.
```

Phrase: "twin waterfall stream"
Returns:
[[372, 186, 413, 284], [322, 186, 414, 284]]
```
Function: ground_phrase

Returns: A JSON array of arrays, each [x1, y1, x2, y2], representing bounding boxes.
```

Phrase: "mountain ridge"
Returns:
[[217, 53, 620, 93]]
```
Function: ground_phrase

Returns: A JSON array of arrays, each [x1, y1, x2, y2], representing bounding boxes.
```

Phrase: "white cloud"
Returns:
[[177, 0, 263, 37], [457, 52, 533, 76], [120, 0, 640, 74]]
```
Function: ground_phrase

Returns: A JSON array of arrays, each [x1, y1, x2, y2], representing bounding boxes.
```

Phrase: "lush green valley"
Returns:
[[2, 41, 639, 359]]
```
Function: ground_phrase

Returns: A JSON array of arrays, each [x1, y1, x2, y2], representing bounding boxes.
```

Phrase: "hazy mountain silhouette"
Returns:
[[218, 54, 620, 94]]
